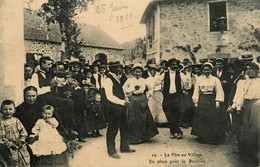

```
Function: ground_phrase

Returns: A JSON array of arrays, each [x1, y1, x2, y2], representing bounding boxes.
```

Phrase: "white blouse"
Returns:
[[146, 73, 162, 92], [192, 75, 224, 103], [181, 72, 195, 91], [232, 78, 260, 110], [123, 77, 152, 96]]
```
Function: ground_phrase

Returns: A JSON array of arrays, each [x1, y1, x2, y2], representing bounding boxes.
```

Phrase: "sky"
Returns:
[[27, 0, 152, 44]]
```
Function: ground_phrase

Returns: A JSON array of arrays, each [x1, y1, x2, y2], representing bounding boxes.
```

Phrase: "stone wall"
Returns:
[[159, 0, 260, 63], [25, 40, 124, 63], [25, 40, 61, 61]]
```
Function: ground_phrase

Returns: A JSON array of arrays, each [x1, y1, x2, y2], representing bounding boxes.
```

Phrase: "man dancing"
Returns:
[[104, 61, 135, 159]]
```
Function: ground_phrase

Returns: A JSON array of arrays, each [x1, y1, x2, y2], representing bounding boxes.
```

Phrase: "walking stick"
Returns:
[[12, 120, 28, 167], [17, 148, 29, 167]]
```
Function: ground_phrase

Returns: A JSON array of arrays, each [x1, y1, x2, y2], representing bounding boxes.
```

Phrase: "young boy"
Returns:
[[0, 100, 30, 166]]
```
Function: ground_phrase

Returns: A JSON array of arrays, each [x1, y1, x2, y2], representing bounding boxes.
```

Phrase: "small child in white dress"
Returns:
[[29, 105, 67, 157]]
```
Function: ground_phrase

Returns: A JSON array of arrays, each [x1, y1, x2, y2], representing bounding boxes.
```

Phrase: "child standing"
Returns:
[[91, 93, 106, 137], [29, 105, 68, 166], [0, 100, 30, 167]]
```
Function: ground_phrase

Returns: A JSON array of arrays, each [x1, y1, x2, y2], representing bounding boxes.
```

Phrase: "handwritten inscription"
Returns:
[[110, 2, 129, 12], [94, 1, 132, 26]]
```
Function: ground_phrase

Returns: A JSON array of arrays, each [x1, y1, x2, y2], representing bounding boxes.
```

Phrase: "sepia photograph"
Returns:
[[0, 0, 260, 166]]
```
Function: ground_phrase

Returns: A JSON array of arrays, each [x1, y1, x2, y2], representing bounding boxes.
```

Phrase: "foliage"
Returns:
[[174, 44, 201, 63], [122, 38, 147, 62], [37, 0, 93, 59]]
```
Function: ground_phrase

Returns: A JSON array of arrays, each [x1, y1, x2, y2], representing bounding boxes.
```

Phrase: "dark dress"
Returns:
[[91, 102, 106, 130], [71, 89, 87, 137], [15, 101, 42, 135], [15, 100, 69, 167], [83, 90, 95, 133], [191, 75, 226, 145], [193, 94, 226, 144], [128, 94, 159, 144], [36, 152, 69, 167], [239, 99, 259, 165]]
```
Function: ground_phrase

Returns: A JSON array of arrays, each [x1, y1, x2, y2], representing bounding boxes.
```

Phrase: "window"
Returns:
[[209, 1, 227, 32], [147, 15, 155, 47], [150, 16, 155, 41]]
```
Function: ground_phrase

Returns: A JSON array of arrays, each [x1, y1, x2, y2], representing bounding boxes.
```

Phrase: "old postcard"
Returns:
[[0, 0, 259, 166]]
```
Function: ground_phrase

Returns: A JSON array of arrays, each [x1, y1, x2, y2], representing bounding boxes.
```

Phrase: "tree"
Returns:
[[37, 0, 93, 60], [174, 44, 201, 63], [122, 38, 146, 62]]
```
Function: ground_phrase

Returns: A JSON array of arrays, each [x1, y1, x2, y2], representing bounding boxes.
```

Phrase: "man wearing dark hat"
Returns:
[[104, 61, 135, 159], [117, 64, 128, 86], [142, 59, 156, 78], [90, 63, 102, 90], [190, 64, 202, 79], [158, 58, 184, 139], [124, 64, 134, 79], [182, 58, 192, 66], [70, 60, 84, 85], [31, 56, 54, 95], [159, 60, 169, 74], [240, 52, 254, 64]]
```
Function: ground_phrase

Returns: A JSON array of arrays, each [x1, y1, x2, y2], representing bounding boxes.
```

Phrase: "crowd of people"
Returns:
[[0, 52, 259, 166]]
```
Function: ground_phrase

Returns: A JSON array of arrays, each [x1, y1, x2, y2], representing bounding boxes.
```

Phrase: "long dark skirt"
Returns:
[[83, 104, 93, 132], [191, 94, 225, 144], [36, 152, 69, 167], [128, 94, 159, 144], [239, 99, 260, 165]]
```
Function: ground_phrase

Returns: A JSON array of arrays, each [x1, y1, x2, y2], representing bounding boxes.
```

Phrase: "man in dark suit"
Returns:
[[160, 58, 184, 139], [212, 58, 232, 105], [212, 58, 232, 130], [91, 63, 102, 90], [117, 64, 128, 86], [104, 61, 135, 159]]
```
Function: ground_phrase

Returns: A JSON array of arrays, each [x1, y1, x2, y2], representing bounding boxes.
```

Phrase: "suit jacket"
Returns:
[[91, 74, 102, 89], [119, 74, 128, 86], [142, 70, 149, 79], [212, 69, 231, 101]]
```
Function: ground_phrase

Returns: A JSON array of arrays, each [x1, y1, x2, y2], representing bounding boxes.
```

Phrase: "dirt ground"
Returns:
[[69, 128, 249, 167]]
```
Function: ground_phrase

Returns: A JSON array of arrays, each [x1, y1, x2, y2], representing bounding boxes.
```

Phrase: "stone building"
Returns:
[[24, 8, 124, 67], [140, 0, 260, 63]]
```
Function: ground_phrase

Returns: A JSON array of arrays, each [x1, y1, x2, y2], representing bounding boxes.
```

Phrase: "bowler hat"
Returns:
[[167, 58, 180, 67], [216, 58, 224, 63], [108, 61, 122, 67], [148, 63, 160, 70], [240, 52, 254, 61]]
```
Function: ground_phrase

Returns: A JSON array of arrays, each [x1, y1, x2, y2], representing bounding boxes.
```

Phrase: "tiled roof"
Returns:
[[24, 8, 123, 50]]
